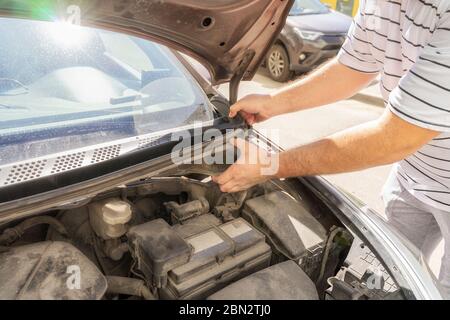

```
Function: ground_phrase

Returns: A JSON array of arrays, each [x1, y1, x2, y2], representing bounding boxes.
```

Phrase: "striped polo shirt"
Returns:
[[337, 0, 450, 211]]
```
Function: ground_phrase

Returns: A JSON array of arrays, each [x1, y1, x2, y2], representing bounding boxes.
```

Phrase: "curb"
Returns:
[[349, 79, 385, 108], [350, 92, 385, 108]]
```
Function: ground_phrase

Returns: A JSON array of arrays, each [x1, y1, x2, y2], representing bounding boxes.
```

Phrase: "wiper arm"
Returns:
[[0, 78, 29, 96]]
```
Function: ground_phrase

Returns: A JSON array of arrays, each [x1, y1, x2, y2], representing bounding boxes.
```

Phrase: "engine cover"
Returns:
[[242, 191, 327, 277], [0, 241, 107, 300]]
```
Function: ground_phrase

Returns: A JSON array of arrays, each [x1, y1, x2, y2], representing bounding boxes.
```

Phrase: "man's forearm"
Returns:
[[269, 58, 377, 116], [214, 110, 440, 193], [275, 109, 439, 178]]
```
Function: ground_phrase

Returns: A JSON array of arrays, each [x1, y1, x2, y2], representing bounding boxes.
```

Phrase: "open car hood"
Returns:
[[0, 0, 293, 86]]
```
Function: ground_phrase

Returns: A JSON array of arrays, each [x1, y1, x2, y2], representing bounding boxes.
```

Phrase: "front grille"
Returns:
[[322, 44, 342, 50], [321, 34, 345, 51]]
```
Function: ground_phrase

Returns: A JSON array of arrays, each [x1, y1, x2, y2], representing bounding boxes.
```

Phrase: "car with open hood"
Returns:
[[0, 0, 445, 300]]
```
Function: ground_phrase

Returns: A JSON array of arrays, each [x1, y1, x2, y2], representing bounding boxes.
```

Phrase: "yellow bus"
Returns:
[[321, 0, 359, 17]]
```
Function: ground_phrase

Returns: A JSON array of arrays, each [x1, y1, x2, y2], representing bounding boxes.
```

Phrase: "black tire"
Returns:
[[266, 44, 292, 82]]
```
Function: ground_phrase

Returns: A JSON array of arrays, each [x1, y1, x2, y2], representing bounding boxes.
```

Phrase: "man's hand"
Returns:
[[212, 138, 276, 193], [229, 60, 378, 125], [229, 94, 274, 125]]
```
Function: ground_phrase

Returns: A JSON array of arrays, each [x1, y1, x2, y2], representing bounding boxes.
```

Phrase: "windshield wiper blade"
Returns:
[[110, 93, 143, 105], [0, 78, 29, 96], [0, 103, 28, 110]]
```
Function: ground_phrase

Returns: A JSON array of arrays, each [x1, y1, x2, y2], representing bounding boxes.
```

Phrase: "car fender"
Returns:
[[276, 26, 304, 69]]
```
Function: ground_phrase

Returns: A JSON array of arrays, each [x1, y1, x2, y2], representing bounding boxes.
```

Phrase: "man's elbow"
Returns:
[[377, 109, 441, 163]]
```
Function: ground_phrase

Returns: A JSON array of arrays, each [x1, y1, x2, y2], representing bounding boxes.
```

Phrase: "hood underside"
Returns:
[[0, 0, 294, 85]]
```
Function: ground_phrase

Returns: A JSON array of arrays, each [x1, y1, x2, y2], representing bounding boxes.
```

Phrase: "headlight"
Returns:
[[294, 29, 323, 41]]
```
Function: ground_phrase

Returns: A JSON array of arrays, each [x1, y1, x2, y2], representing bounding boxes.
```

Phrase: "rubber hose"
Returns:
[[106, 276, 155, 300], [0, 216, 68, 245], [317, 227, 345, 285]]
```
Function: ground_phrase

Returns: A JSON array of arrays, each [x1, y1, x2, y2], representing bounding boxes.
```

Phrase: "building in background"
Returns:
[[321, 0, 359, 16]]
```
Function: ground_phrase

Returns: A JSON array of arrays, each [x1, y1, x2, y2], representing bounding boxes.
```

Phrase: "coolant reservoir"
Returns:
[[89, 198, 132, 239]]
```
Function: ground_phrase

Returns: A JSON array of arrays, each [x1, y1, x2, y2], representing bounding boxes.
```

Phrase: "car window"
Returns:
[[0, 18, 214, 166], [289, 0, 329, 15], [180, 53, 212, 84]]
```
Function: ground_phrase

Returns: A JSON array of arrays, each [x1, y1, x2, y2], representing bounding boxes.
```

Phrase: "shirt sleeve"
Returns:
[[337, 0, 380, 73], [388, 10, 450, 132]]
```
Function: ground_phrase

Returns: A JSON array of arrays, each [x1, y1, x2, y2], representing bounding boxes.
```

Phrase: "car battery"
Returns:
[[160, 218, 272, 300]]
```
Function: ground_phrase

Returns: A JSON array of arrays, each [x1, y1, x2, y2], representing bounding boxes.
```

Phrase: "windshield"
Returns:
[[289, 0, 329, 15], [0, 18, 214, 166]]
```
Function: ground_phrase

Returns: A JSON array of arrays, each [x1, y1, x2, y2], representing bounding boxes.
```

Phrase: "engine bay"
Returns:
[[0, 174, 402, 300]]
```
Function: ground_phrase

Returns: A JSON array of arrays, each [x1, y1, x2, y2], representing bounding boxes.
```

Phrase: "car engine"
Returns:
[[0, 175, 400, 300]]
